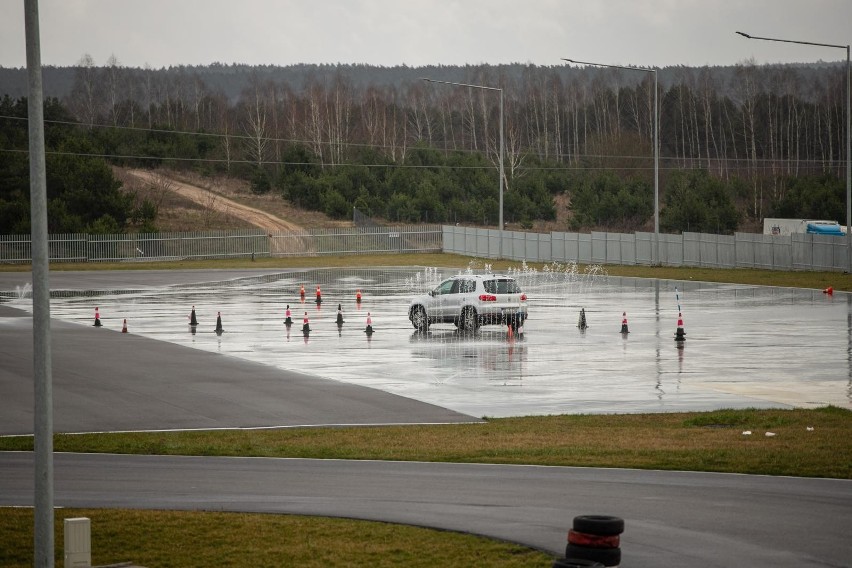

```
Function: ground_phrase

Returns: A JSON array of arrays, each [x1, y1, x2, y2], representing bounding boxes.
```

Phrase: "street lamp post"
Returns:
[[737, 31, 851, 272], [562, 59, 660, 265], [422, 78, 504, 259]]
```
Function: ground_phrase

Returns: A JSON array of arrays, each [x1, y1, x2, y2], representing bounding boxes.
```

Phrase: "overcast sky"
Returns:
[[2, 0, 851, 69]]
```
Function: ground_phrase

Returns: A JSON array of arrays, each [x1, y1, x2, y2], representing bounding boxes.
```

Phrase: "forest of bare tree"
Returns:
[[0, 59, 848, 233]]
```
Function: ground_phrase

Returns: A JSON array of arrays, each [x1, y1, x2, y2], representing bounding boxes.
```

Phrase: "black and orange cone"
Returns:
[[336, 303, 344, 326], [284, 304, 293, 327], [215, 311, 224, 335], [620, 312, 629, 334], [364, 312, 374, 335], [577, 308, 588, 330], [93, 307, 102, 327], [302, 312, 311, 335], [315, 285, 322, 305], [121, 318, 128, 333], [189, 306, 198, 327], [674, 312, 686, 341]]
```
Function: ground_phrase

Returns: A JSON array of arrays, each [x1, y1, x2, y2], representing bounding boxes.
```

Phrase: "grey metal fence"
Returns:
[[1, 224, 844, 271], [0, 225, 442, 264], [442, 225, 848, 272]]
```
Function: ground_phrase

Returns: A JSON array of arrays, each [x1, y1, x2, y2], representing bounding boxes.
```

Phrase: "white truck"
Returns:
[[763, 218, 845, 236]]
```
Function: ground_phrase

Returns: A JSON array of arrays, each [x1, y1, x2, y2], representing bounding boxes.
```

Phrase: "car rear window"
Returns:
[[484, 279, 521, 294]]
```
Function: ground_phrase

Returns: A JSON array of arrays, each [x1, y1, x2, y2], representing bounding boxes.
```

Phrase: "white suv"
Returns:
[[408, 274, 528, 332]]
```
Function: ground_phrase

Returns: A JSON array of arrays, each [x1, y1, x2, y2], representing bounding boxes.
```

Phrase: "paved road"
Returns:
[[2, 452, 850, 567], [0, 302, 477, 435]]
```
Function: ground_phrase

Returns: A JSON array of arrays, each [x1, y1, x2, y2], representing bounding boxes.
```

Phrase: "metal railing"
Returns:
[[442, 226, 849, 272], [0, 225, 443, 264], [3, 224, 844, 272]]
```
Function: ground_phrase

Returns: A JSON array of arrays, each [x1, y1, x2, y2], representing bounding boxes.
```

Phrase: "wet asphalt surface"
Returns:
[[2, 266, 850, 421]]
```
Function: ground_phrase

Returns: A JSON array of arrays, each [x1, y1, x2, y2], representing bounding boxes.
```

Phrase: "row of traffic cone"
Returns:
[[188, 305, 225, 335], [572, 308, 687, 341], [91, 300, 373, 338], [285, 304, 374, 336], [299, 285, 364, 305], [93, 306, 130, 333]]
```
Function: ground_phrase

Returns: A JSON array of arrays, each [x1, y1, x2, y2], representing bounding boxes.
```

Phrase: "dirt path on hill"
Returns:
[[126, 169, 302, 233]]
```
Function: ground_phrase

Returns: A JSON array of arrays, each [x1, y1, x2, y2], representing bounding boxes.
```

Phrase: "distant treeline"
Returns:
[[0, 60, 847, 234]]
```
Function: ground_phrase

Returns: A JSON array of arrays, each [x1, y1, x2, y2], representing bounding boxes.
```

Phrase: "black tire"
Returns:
[[460, 306, 478, 333], [565, 544, 621, 567], [410, 306, 428, 331], [552, 558, 605, 567], [572, 515, 624, 536]]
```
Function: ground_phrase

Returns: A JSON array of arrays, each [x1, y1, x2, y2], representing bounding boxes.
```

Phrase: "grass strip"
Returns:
[[0, 508, 552, 568], [1, 252, 850, 291], [3, 408, 849, 479]]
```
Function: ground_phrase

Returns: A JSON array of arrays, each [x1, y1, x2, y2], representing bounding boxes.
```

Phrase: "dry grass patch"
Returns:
[[3, 408, 849, 479], [0, 508, 550, 568]]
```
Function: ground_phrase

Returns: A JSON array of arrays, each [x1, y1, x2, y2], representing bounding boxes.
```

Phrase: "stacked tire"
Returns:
[[563, 515, 624, 567], [552, 557, 604, 567]]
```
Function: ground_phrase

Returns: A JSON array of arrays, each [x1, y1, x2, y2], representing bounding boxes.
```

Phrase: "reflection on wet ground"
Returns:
[[5, 266, 851, 417]]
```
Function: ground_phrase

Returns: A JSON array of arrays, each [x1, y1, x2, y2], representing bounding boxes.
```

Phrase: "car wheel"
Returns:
[[460, 306, 478, 333], [410, 306, 428, 331]]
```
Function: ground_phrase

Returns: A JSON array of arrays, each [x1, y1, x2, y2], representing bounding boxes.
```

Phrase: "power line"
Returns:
[[0, 114, 847, 171], [0, 147, 843, 175]]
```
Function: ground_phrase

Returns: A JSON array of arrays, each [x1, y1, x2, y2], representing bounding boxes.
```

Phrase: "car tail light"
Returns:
[[478, 294, 497, 302], [520, 293, 527, 301]]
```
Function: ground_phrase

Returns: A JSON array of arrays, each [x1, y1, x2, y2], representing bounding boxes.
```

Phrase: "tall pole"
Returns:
[[846, 45, 850, 272], [737, 32, 851, 272], [499, 88, 504, 243], [562, 59, 660, 265], [24, 0, 54, 566], [654, 70, 660, 265], [422, 77, 505, 259]]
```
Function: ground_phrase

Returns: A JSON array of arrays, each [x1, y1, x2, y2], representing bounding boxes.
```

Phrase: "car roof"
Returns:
[[448, 273, 515, 280]]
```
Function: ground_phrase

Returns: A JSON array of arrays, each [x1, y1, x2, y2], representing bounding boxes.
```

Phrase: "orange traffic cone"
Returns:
[[823, 286, 834, 295], [674, 312, 686, 341], [121, 318, 128, 333], [356, 289, 362, 303], [299, 284, 306, 300], [93, 307, 102, 327], [315, 285, 322, 305], [620, 311, 629, 334]]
